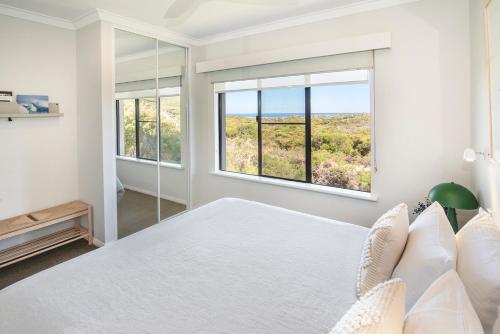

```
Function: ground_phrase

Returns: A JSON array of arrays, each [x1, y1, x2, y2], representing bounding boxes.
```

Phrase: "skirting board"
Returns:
[[81, 235, 104, 247], [122, 184, 187, 205], [91, 237, 105, 247]]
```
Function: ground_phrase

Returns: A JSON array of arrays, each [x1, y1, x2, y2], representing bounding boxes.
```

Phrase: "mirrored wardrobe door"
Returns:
[[114, 29, 159, 238], [157, 40, 189, 221]]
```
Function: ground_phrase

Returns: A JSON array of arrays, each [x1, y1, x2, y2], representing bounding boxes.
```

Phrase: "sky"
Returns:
[[225, 83, 370, 116]]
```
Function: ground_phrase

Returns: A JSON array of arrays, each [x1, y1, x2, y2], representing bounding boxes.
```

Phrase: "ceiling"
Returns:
[[0, 0, 388, 40]]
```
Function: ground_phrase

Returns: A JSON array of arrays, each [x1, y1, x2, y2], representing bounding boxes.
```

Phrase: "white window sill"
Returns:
[[210, 170, 378, 202], [116, 156, 184, 170]]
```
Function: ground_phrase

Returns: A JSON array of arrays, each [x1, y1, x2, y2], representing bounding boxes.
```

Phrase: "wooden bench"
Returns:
[[0, 201, 93, 268]]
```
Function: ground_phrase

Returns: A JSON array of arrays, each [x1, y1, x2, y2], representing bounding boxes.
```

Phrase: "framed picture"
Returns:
[[485, 0, 500, 162], [16, 95, 49, 113]]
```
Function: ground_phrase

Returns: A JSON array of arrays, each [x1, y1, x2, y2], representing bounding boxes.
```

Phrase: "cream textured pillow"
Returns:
[[357, 203, 409, 297], [457, 211, 500, 334], [330, 278, 406, 334], [392, 202, 456, 311], [404, 270, 484, 334]]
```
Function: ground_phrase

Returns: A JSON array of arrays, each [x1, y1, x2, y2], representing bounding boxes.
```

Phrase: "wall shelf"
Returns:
[[0, 113, 64, 121], [0, 113, 63, 118]]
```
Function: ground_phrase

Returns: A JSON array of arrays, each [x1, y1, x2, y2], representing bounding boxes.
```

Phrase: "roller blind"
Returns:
[[208, 51, 373, 84], [115, 76, 181, 93]]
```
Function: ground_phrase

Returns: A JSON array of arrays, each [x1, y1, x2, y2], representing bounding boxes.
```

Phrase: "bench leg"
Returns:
[[87, 206, 93, 246]]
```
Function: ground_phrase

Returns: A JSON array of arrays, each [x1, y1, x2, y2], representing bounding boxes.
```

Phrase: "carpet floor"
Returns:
[[117, 189, 186, 239], [0, 239, 96, 290], [1, 190, 186, 289]]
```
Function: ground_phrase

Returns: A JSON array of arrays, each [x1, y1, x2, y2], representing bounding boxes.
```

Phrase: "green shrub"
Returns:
[[224, 114, 371, 192]]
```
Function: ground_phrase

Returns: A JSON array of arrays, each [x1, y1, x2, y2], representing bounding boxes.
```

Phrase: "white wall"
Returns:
[[191, 0, 473, 227], [470, 0, 500, 225], [76, 21, 117, 243], [0, 17, 116, 249], [0, 15, 78, 249], [76, 22, 105, 243], [116, 159, 187, 204]]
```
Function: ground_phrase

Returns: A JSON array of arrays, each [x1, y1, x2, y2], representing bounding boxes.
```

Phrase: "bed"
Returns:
[[0, 198, 369, 334]]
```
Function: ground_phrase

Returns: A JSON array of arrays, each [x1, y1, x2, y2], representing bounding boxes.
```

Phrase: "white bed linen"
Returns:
[[0, 198, 368, 334]]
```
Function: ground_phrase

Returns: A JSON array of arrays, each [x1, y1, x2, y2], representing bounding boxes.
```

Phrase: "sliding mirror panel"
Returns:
[[157, 40, 188, 220], [114, 29, 159, 238]]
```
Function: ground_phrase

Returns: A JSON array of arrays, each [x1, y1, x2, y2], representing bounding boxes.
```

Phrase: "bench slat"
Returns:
[[0, 201, 89, 238], [30, 201, 89, 222]]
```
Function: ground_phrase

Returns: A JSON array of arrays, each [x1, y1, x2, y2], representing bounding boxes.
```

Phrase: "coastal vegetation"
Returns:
[[224, 114, 371, 192]]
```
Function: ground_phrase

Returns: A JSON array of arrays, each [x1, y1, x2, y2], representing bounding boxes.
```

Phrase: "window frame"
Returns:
[[215, 69, 375, 194], [115, 92, 183, 166]]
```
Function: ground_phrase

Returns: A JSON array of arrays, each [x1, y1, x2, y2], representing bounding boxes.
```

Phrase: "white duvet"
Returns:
[[0, 198, 368, 334]]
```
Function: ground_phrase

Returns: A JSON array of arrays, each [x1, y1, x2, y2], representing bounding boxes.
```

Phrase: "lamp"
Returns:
[[463, 148, 486, 162], [428, 182, 478, 233]]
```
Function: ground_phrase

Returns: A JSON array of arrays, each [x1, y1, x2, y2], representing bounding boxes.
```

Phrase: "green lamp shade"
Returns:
[[428, 182, 478, 233], [428, 182, 478, 210]]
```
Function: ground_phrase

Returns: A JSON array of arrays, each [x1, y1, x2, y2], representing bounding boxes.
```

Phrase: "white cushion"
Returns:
[[392, 202, 457, 310], [457, 211, 500, 334], [357, 203, 409, 297], [404, 270, 484, 334], [330, 278, 406, 334]]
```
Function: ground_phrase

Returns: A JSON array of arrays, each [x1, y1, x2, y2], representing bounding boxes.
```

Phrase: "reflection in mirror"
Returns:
[[114, 29, 159, 239], [157, 40, 188, 221]]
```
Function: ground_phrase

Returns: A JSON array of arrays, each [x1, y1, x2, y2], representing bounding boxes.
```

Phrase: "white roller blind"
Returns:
[[208, 51, 373, 84], [115, 76, 181, 93], [214, 69, 370, 92]]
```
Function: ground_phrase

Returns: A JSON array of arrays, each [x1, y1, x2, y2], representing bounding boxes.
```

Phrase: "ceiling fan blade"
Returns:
[[164, 0, 200, 19]]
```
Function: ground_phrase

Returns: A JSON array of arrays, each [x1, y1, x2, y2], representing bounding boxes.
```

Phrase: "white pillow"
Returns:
[[392, 202, 456, 310], [357, 203, 409, 297], [493, 307, 500, 334], [457, 211, 500, 334], [404, 270, 484, 334], [330, 278, 406, 334]]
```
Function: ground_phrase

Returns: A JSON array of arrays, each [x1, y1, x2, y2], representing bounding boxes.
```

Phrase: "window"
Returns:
[[217, 69, 372, 193], [116, 90, 182, 165], [160, 95, 182, 164]]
